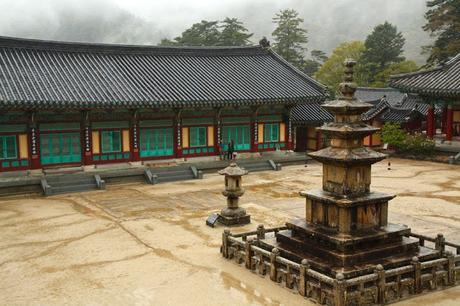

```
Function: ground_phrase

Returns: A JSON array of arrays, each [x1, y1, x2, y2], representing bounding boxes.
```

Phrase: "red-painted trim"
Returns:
[[81, 125, 92, 165], [41, 161, 82, 169], [91, 158, 130, 165], [131, 122, 140, 162], [427, 106, 435, 139], [29, 126, 41, 169], [139, 154, 175, 162], [441, 106, 448, 134], [446, 105, 453, 141]]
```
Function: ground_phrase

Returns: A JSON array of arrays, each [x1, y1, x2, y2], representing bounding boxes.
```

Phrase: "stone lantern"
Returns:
[[217, 162, 250, 226]]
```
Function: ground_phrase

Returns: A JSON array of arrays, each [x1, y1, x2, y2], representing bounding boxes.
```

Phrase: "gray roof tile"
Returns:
[[0, 36, 327, 109], [389, 53, 460, 98]]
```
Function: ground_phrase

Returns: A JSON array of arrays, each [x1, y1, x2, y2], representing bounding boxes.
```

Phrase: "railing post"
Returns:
[[419, 237, 425, 247], [412, 256, 421, 293], [446, 251, 455, 285], [375, 264, 386, 304], [245, 237, 254, 269], [298, 259, 309, 297], [435, 233, 445, 255], [257, 224, 266, 240], [257, 252, 266, 275], [333, 273, 346, 306], [286, 264, 294, 289], [222, 229, 230, 258], [270, 248, 280, 282]]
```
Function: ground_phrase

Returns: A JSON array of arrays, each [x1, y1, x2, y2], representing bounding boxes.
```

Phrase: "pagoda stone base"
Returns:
[[275, 219, 423, 271], [221, 226, 459, 306], [218, 213, 251, 226]]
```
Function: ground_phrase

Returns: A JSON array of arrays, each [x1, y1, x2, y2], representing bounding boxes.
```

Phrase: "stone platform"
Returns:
[[217, 214, 251, 226]]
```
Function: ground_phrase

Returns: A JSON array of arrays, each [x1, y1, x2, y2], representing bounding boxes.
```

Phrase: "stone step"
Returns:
[[45, 176, 95, 186], [50, 183, 98, 195], [157, 174, 195, 183]]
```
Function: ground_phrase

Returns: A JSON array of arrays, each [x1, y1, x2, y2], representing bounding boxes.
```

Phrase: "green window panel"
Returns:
[[222, 125, 250, 151], [140, 128, 173, 157], [264, 123, 279, 143], [40, 133, 81, 165], [101, 131, 121, 153], [0, 135, 18, 160], [189, 127, 207, 147]]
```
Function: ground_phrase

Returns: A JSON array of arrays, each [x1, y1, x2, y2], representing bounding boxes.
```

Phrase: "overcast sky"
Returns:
[[0, 0, 431, 63]]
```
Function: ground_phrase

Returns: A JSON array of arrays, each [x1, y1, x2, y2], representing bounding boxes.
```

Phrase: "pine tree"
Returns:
[[158, 20, 221, 46], [362, 21, 405, 69], [362, 21, 405, 83], [272, 9, 308, 67], [218, 18, 253, 46], [423, 0, 460, 65]]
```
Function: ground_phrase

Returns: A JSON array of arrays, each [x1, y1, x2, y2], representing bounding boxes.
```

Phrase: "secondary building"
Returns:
[[390, 53, 460, 141], [0, 36, 327, 172]]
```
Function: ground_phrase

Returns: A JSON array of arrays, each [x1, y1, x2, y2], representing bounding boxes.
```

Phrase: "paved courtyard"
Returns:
[[1, 158, 460, 305]]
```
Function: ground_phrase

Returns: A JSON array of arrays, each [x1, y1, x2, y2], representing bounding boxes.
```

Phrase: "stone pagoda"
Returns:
[[221, 60, 458, 305], [268, 59, 440, 278]]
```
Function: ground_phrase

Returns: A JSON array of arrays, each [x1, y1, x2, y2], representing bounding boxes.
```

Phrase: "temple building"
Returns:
[[390, 53, 460, 142], [0, 36, 327, 172], [291, 102, 333, 152], [291, 88, 429, 149]]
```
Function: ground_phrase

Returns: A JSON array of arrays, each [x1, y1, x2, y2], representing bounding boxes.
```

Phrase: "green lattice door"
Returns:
[[222, 125, 250, 151], [140, 128, 173, 157], [40, 133, 81, 165]]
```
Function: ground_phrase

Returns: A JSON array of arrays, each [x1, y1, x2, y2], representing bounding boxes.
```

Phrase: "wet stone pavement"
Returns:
[[0, 158, 459, 305]]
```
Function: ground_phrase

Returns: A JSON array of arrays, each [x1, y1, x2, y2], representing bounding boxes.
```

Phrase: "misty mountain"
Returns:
[[0, 0, 432, 64]]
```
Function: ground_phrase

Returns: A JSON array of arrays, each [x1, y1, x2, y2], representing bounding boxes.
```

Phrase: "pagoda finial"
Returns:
[[339, 59, 357, 100]]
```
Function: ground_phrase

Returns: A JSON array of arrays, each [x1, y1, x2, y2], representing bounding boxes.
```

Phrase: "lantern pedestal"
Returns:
[[218, 207, 251, 226], [208, 162, 251, 227]]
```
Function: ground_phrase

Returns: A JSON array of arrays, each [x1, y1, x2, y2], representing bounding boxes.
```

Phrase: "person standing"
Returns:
[[227, 140, 234, 160], [219, 141, 225, 160]]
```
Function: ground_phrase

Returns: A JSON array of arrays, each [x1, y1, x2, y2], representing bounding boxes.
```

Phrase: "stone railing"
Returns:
[[221, 227, 460, 306]]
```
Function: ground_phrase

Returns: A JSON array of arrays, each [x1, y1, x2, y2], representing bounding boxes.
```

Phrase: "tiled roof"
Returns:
[[389, 53, 460, 98], [291, 102, 333, 125], [0, 36, 327, 109], [361, 99, 390, 121], [355, 87, 405, 106], [395, 94, 430, 115], [380, 107, 423, 123]]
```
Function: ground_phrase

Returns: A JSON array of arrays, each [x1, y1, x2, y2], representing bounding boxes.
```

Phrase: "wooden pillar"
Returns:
[[81, 110, 92, 165], [427, 104, 435, 139], [446, 104, 453, 141], [130, 110, 140, 161], [284, 108, 293, 150], [441, 105, 448, 134], [215, 108, 221, 156], [316, 130, 321, 150], [28, 112, 41, 170], [174, 109, 183, 158], [251, 106, 259, 152]]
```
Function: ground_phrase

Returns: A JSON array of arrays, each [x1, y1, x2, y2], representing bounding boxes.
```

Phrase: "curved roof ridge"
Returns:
[[267, 49, 327, 93], [0, 35, 264, 55], [357, 87, 398, 91], [390, 52, 460, 80]]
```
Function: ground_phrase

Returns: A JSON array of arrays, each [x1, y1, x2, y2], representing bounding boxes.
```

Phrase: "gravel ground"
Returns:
[[0, 158, 459, 306]]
